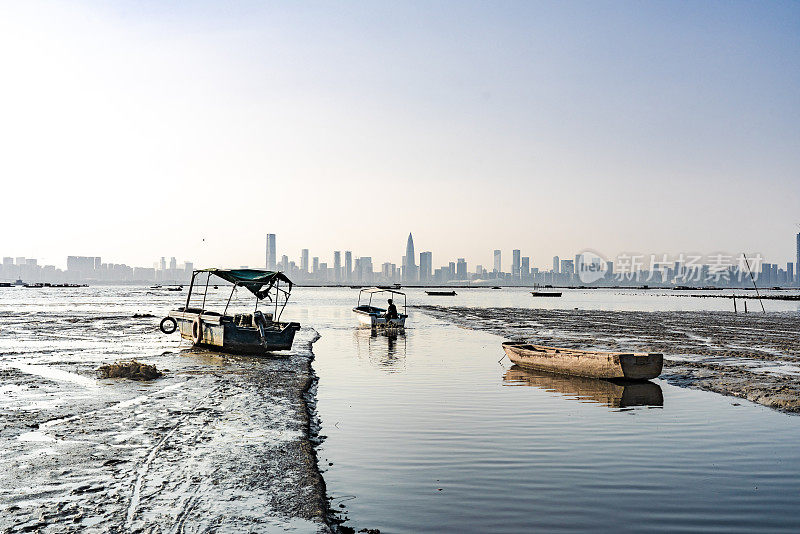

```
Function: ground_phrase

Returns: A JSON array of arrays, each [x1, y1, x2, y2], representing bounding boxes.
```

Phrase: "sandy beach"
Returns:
[[416, 305, 800, 413]]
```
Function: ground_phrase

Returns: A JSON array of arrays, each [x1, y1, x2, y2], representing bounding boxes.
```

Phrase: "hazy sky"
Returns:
[[1, 1, 798, 270]]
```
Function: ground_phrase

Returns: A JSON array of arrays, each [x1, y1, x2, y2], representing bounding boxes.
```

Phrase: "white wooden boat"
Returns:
[[353, 287, 407, 328], [502, 341, 662, 380]]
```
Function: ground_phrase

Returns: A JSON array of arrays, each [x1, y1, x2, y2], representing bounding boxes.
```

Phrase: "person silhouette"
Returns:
[[386, 298, 399, 320]]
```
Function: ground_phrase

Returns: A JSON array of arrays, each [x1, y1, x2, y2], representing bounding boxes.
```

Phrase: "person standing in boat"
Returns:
[[385, 299, 399, 320]]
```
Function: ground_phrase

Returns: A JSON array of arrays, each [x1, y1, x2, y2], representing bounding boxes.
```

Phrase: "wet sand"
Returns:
[[416, 305, 800, 413], [0, 306, 330, 532]]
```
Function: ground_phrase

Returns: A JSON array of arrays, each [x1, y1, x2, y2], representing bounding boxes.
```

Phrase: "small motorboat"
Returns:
[[425, 290, 456, 296], [160, 269, 300, 354], [353, 287, 407, 328], [502, 341, 662, 380], [531, 291, 562, 297], [166, 285, 183, 292], [491, 286, 502, 290]]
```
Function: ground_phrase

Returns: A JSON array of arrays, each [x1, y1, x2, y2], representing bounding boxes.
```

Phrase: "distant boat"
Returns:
[[491, 286, 502, 290], [502, 341, 663, 380], [166, 286, 183, 292], [426, 290, 456, 296], [350, 285, 362, 289], [0, 282, 12, 287], [353, 287, 407, 328], [531, 291, 562, 297]]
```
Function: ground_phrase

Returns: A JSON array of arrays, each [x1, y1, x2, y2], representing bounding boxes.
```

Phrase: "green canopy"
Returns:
[[197, 268, 292, 299]]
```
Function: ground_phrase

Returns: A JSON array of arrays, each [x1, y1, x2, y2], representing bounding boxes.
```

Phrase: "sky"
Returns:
[[1, 1, 798, 271]]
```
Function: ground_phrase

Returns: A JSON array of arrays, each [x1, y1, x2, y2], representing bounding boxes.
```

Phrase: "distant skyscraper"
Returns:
[[512, 250, 521, 277], [404, 233, 417, 282], [345, 251, 353, 282], [300, 249, 309, 273], [160, 257, 166, 271], [521, 257, 530, 277], [266, 234, 277, 270], [169, 257, 176, 270], [419, 251, 432, 282], [333, 251, 342, 281], [312, 257, 319, 274], [553, 256, 560, 273], [493, 250, 501, 273], [456, 258, 467, 279], [796, 232, 800, 284]]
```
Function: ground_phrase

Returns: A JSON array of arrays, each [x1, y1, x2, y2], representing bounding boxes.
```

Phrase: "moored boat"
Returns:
[[353, 287, 407, 328], [502, 341, 662, 380], [425, 290, 456, 296], [160, 269, 300, 354], [531, 291, 562, 297]]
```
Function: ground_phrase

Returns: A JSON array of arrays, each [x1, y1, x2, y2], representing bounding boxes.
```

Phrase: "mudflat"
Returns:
[[417, 305, 800, 413]]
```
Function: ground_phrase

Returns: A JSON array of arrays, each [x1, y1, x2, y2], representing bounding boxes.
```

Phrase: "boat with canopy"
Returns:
[[353, 287, 407, 328], [159, 268, 300, 354]]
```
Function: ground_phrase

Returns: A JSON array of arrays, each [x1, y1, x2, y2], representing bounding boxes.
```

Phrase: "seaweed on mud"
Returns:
[[97, 360, 163, 381]]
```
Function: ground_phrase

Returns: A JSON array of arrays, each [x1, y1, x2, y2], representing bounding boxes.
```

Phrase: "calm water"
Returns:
[[301, 288, 800, 533], [2, 286, 800, 533]]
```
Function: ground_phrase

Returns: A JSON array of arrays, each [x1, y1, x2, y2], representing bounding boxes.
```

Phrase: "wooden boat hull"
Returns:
[[502, 341, 662, 380], [170, 311, 300, 354]]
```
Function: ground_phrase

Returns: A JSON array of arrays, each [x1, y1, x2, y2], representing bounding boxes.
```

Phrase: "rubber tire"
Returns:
[[192, 317, 203, 344], [159, 316, 177, 334]]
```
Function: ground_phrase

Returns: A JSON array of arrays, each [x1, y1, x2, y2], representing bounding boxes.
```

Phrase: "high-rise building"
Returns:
[[512, 250, 521, 277], [788, 262, 794, 286], [493, 250, 501, 273], [552, 256, 560, 273], [345, 251, 353, 282], [169, 257, 176, 270], [796, 232, 800, 284], [160, 257, 167, 271], [521, 257, 530, 277], [456, 258, 467, 279], [266, 234, 277, 270], [312, 257, 319, 274], [404, 233, 417, 282], [300, 249, 309, 273], [333, 251, 342, 281], [419, 251, 432, 282]]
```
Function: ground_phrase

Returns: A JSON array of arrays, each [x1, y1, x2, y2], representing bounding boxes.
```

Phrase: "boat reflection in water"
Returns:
[[352, 327, 406, 372], [503, 365, 663, 408]]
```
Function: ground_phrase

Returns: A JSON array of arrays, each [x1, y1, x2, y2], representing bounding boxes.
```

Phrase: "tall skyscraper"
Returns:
[[266, 234, 277, 270], [404, 233, 417, 282], [553, 256, 560, 273], [796, 232, 799, 284], [345, 251, 353, 282], [456, 258, 467, 279], [312, 257, 319, 274], [333, 251, 342, 281], [419, 251, 432, 282], [300, 249, 309, 273], [512, 249, 521, 277], [521, 256, 530, 277], [493, 250, 501, 273]]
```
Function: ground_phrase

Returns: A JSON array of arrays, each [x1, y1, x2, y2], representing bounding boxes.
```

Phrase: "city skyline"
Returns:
[[4, 231, 798, 287]]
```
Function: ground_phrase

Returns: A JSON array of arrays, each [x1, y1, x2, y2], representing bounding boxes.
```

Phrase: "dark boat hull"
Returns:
[[171, 311, 300, 354]]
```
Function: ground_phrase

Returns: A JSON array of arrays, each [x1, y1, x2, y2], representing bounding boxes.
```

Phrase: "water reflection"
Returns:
[[352, 328, 407, 372], [503, 365, 663, 408]]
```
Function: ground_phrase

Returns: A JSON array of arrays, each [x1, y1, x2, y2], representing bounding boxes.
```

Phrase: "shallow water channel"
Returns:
[[304, 289, 800, 533]]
